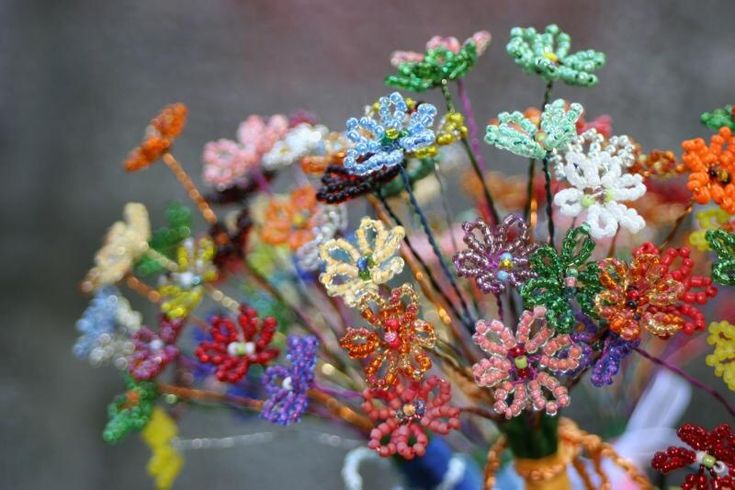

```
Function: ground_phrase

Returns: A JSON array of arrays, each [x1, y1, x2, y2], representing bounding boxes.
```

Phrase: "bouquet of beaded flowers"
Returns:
[[75, 24, 735, 490]]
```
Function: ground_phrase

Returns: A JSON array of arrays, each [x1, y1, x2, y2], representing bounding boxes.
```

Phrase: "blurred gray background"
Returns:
[[2, 0, 735, 488]]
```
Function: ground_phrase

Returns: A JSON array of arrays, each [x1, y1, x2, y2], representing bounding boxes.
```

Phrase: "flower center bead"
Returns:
[[581, 194, 596, 208], [564, 267, 579, 288], [508, 345, 532, 379], [396, 399, 425, 424], [227, 341, 256, 357], [543, 50, 559, 63], [292, 211, 310, 228], [708, 166, 731, 185], [357, 255, 375, 280], [149, 339, 164, 352], [281, 376, 293, 391]]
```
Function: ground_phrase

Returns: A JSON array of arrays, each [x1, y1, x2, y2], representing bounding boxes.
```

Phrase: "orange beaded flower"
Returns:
[[124, 103, 188, 172], [260, 186, 320, 251], [339, 284, 436, 390], [682, 126, 735, 213]]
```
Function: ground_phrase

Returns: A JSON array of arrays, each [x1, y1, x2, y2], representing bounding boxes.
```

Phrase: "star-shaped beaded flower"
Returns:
[[506, 24, 605, 87], [651, 423, 735, 490], [261, 335, 318, 426], [706, 229, 735, 286], [128, 315, 185, 381], [521, 226, 602, 333], [343, 92, 437, 176], [485, 99, 583, 160], [472, 307, 582, 419], [158, 237, 218, 319], [340, 284, 436, 390], [706, 321, 735, 391], [260, 186, 321, 251], [385, 31, 491, 92], [682, 126, 735, 213], [453, 214, 537, 296], [363, 376, 460, 459], [103, 376, 158, 444], [319, 217, 405, 307], [195, 305, 279, 383]]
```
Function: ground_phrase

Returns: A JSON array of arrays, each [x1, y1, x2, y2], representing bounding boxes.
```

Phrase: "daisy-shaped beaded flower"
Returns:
[[706, 321, 735, 391], [158, 237, 218, 319], [319, 217, 405, 307], [260, 186, 320, 251], [295, 204, 348, 272], [363, 376, 460, 459], [472, 307, 582, 419], [683, 126, 735, 213], [128, 315, 185, 381], [343, 92, 437, 176], [550, 128, 636, 180], [195, 305, 279, 383], [261, 335, 318, 426], [340, 284, 436, 390], [453, 214, 537, 295], [506, 24, 606, 87]]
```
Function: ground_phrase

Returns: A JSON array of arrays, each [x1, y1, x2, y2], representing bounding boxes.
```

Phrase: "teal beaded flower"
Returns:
[[103, 376, 158, 444], [520, 226, 602, 332], [701, 104, 735, 131], [705, 229, 735, 286], [136, 202, 193, 276], [485, 99, 583, 159], [506, 24, 605, 87]]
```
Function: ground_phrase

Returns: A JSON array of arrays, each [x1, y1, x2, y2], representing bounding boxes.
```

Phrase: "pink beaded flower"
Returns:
[[390, 31, 492, 67], [363, 376, 460, 460], [472, 307, 582, 419], [128, 315, 185, 381]]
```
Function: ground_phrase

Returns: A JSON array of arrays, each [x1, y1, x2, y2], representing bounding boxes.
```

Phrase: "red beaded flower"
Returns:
[[595, 242, 717, 341], [339, 284, 436, 390], [195, 306, 279, 383], [652, 423, 735, 490], [363, 376, 460, 460]]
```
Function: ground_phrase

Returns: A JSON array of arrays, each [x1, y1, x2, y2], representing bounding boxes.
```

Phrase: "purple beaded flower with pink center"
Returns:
[[128, 315, 184, 381], [261, 335, 318, 426], [453, 214, 537, 295]]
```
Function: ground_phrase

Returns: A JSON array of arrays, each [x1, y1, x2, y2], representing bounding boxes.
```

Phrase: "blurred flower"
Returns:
[[237, 114, 289, 156], [128, 315, 185, 381], [683, 127, 735, 213], [571, 320, 639, 387], [701, 104, 735, 131], [141, 407, 183, 490], [103, 376, 158, 444], [300, 131, 350, 175], [202, 138, 257, 189], [315, 163, 400, 204], [262, 123, 328, 171], [705, 320, 735, 391], [136, 202, 193, 277], [390, 31, 491, 67], [690, 208, 732, 251], [124, 103, 187, 172], [158, 237, 218, 319], [260, 186, 320, 251], [295, 204, 348, 272]]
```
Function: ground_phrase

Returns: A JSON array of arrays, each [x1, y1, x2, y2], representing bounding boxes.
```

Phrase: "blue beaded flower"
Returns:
[[261, 335, 318, 425], [343, 92, 437, 176]]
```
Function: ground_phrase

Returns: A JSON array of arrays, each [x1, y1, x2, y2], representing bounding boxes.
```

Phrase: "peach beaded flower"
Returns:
[[340, 284, 436, 390], [260, 186, 320, 251], [682, 126, 735, 213], [363, 376, 460, 460], [472, 307, 582, 419]]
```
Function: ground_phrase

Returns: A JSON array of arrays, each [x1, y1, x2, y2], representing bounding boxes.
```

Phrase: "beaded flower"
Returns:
[[506, 24, 606, 87], [706, 321, 735, 391], [136, 202, 193, 277], [124, 103, 187, 172], [237, 114, 289, 157], [690, 209, 732, 252], [103, 376, 158, 443], [300, 131, 350, 175], [472, 307, 582, 419], [262, 123, 328, 171], [315, 163, 401, 204], [319, 217, 405, 307], [343, 92, 437, 176], [682, 127, 735, 213], [453, 214, 537, 295], [195, 305, 279, 383], [706, 229, 735, 286], [595, 243, 717, 341], [261, 335, 318, 425], [521, 226, 602, 333], [295, 204, 348, 272], [485, 99, 583, 160], [83, 202, 152, 291], [260, 186, 320, 251], [363, 376, 460, 459], [340, 284, 436, 390], [202, 138, 257, 190], [386, 31, 491, 92], [550, 128, 637, 180], [570, 318, 638, 387], [128, 315, 185, 381], [651, 423, 735, 490], [74, 286, 141, 369], [701, 104, 735, 131], [141, 407, 183, 490], [157, 237, 218, 319]]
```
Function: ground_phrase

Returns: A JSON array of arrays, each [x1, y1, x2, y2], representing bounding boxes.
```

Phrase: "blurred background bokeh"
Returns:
[[2, 0, 735, 488]]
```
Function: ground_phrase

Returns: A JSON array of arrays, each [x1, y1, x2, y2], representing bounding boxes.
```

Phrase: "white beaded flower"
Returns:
[[262, 123, 329, 171], [553, 150, 646, 239], [550, 128, 636, 180], [295, 204, 348, 272], [319, 218, 405, 306]]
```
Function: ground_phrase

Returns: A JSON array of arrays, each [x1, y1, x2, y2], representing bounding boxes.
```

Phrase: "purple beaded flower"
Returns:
[[261, 335, 318, 426], [128, 315, 185, 381], [453, 215, 537, 295], [570, 314, 638, 387]]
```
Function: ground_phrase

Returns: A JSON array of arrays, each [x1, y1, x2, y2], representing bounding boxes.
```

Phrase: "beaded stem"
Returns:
[[542, 155, 555, 245], [162, 152, 217, 225], [661, 200, 694, 248], [455, 78, 487, 173], [523, 81, 554, 220]]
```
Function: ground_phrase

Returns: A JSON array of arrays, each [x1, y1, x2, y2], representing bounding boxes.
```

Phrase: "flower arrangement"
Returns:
[[74, 25, 735, 490]]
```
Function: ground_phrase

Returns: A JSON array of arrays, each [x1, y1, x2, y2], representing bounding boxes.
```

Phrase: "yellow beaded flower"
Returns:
[[84, 203, 151, 291], [159, 237, 218, 318], [689, 208, 732, 251], [141, 407, 183, 490], [319, 217, 405, 307], [706, 320, 735, 391]]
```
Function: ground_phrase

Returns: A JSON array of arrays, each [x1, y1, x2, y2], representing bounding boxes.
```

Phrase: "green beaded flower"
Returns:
[[701, 104, 735, 131], [485, 99, 583, 159], [520, 226, 602, 332], [506, 24, 605, 87], [136, 202, 193, 276], [103, 376, 158, 444], [705, 229, 735, 285]]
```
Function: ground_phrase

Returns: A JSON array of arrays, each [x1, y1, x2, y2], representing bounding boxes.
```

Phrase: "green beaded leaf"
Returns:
[[103, 377, 158, 444], [706, 229, 735, 285], [381, 158, 436, 197], [701, 105, 735, 131], [506, 24, 605, 87], [385, 43, 480, 92], [485, 99, 582, 159], [136, 202, 193, 276], [520, 226, 601, 332]]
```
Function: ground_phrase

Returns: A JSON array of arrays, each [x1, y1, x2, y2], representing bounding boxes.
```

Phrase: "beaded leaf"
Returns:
[[690, 208, 732, 252], [103, 376, 158, 444], [706, 229, 735, 286], [136, 202, 193, 277], [706, 321, 735, 391], [141, 407, 183, 490], [701, 104, 735, 131]]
